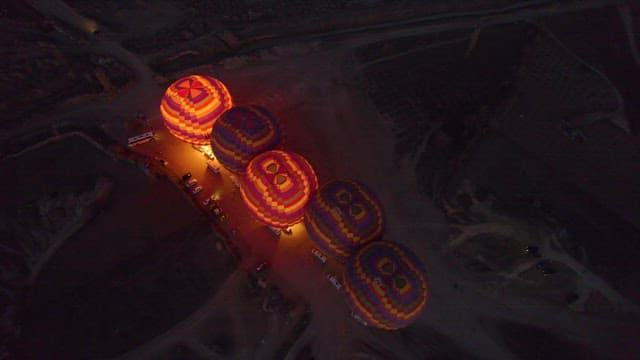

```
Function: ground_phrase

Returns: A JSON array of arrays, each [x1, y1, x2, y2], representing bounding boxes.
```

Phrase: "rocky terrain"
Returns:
[[0, 175, 113, 356], [0, 2, 134, 132]]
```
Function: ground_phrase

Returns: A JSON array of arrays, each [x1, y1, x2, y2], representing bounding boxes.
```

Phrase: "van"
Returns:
[[229, 175, 241, 189], [267, 226, 281, 238], [207, 161, 220, 174]]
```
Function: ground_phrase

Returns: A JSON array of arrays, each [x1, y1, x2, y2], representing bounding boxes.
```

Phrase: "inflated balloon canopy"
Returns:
[[241, 150, 318, 228], [160, 75, 232, 145], [344, 241, 428, 330], [211, 105, 283, 174], [305, 180, 384, 262]]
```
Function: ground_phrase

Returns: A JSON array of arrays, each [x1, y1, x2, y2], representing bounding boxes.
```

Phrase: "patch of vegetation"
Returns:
[[354, 324, 478, 359], [359, 23, 531, 193], [164, 343, 202, 360], [272, 307, 311, 360], [498, 321, 594, 360]]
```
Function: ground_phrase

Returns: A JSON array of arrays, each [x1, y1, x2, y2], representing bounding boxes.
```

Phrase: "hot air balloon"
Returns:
[[160, 75, 232, 145], [304, 180, 384, 262], [241, 150, 318, 228], [344, 241, 428, 330], [211, 105, 283, 174]]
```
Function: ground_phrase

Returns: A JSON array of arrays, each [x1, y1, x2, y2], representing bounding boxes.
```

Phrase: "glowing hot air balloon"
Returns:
[[160, 75, 232, 145], [241, 150, 318, 228], [343, 241, 428, 330], [304, 180, 384, 262], [211, 105, 283, 174]]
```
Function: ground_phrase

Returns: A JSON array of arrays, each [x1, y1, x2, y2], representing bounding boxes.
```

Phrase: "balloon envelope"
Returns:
[[344, 241, 428, 330], [241, 150, 318, 228], [211, 105, 283, 174], [305, 180, 384, 262], [160, 75, 232, 145]]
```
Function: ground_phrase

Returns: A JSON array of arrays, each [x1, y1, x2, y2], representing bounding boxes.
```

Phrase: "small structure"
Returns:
[[127, 131, 154, 147], [160, 75, 232, 145], [241, 150, 318, 228], [126, 114, 154, 147]]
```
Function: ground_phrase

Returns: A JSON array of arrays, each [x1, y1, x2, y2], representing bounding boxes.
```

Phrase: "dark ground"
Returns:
[[497, 321, 594, 360], [357, 17, 640, 303], [0, 135, 235, 359], [0, 2, 133, 131], [543, 3, 640, 138], [355, 9, 640, 358]]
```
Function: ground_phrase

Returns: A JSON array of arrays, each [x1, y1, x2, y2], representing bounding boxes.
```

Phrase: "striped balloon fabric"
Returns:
[[304, 180, 384, 262], [211, 105, 283, 174], [160, 75, 233, 145], [344, 241, 428, 330], [241, 150, 318, 228]]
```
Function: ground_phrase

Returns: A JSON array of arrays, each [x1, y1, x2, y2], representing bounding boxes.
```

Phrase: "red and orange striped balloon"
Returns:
[[160, 75, 232, 145], [241, 150, 318, 228]]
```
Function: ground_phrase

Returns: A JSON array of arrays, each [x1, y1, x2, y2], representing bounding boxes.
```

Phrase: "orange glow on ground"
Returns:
[[276, 222, 308, 250], [84, 20, 98, 33]]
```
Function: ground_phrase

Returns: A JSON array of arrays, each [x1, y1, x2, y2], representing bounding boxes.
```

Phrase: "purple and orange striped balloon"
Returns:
[[344, 241, 428, 330], [305, 180, 384, 262], [211, 105, 283, 174]]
